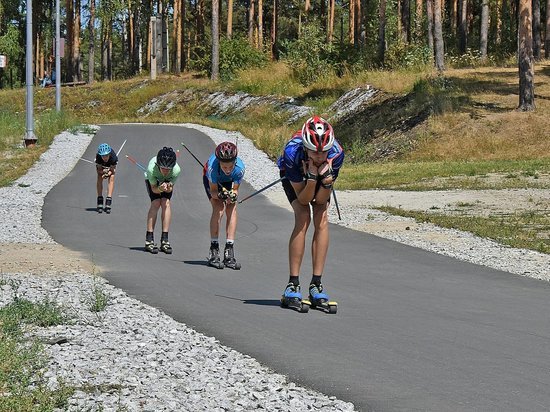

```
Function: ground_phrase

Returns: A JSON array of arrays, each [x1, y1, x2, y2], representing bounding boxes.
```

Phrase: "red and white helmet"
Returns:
[[301, 116, 335, 152]]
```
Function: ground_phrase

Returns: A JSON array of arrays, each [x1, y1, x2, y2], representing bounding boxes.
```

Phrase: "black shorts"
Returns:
[[203, 175, 232, 200], [145, 180, 173, 201], [280, 170, 324, 205]]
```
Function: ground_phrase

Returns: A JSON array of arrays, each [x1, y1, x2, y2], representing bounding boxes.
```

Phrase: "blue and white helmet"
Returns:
[[97, 143, 111, 156]]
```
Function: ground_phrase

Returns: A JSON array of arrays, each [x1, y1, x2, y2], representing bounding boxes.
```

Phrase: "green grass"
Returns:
[[0, 280, 74, 411], [377, 206, 550, 254]]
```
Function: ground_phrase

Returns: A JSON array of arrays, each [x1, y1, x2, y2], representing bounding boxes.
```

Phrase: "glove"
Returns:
[[318, 162, 333, 180], [218, 188, 229, 200], [102, 167, 110, 179], [227, 190, 238, 203]]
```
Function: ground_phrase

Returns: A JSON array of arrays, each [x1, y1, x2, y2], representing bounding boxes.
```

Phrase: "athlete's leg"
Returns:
[[209, 198, 225, 239], [289, 201, 311, 276], [147, 199, 161, 232], [160, 198, 171, 232], [96, 170, 103, 196], [107, 173, 115, 197], [225, 202, 238, 240], [311, 201, 330, 275]]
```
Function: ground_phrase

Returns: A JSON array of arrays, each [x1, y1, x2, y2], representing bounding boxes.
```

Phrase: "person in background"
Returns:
[[203, 141, 245, 269], [144, 147, 180, 254], [95, 143, 118, 214]]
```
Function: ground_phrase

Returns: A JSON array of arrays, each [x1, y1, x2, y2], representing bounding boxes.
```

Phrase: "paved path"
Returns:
[[43, 124, 550, 412]]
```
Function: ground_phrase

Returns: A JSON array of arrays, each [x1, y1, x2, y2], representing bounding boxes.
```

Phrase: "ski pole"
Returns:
[[332, 187, 342, 220], [181, 142, 204, 168], [238, 176, 286, 204], [125, 154, 147, 172], [116, 139, 127, 156], [79, 157, 94, 164]]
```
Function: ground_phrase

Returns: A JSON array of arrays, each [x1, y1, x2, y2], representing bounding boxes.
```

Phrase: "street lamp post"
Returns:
[[55, 0, 61, 111], [25, 0, 37, 147]]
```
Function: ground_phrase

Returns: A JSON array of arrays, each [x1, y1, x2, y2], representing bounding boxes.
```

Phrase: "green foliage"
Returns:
[[0, 24, 23, 86], [219, 36, 268, 81], [282, 23, 335, 86], [384, 41, 433, 70]]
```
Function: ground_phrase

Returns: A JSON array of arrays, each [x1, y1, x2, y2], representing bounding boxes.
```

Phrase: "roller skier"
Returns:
[[95, 143, 118, 214], [277, 116, 344, 313], [203, 141, 246, 269]]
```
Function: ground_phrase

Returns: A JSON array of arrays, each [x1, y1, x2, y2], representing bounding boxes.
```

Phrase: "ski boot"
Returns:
[[104, 197, 112, 214], [97, 196, 104, 213], [160, 239, 172, 254], [308, 283, 337, 314], [280, 283, 309, 313], [223, 244, 241, 270], [207, 244, 224, 269], [145, 240, 159, 254]]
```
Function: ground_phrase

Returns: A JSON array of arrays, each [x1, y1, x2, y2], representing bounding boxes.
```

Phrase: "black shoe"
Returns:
[[97, 196, 104, 213], [208, 244, 223, 268], [160, 239, 172, 254], [145, 240, 159, 254], [104, 197, 112, 214], [223, 244, 241, 269]]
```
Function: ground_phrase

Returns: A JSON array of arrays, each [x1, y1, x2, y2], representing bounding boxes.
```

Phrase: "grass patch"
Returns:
[[337, 159, 550, 190], [0, 280, 74, 410], [378, 206, 550, 254]]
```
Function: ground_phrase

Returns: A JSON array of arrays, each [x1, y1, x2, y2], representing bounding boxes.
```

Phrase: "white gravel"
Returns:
[[1, 123, 548, 411]]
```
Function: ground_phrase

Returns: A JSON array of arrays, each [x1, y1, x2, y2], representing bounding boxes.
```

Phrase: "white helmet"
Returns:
[[301, 116, 335, 152]]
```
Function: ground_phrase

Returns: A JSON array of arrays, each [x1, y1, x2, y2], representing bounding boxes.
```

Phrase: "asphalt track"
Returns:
[[44, 124, 550, 412]]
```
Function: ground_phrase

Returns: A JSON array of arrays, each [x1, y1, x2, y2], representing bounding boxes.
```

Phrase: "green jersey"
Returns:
[[144, 156, 181, 185]]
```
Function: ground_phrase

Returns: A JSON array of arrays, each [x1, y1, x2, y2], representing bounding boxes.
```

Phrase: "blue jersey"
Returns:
[[277, 133, 344, 183], [205, 154, 246, 184]]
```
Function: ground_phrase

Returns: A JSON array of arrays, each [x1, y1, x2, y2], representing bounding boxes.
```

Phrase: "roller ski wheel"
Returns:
[[208, 245, 224, 269], [145, 241, 159, 254], [223, 245, 241, 270], [97, 196, 104, 213], [309, 284, 338, 314], [280, 284, 310, 313], [104, 197, 112, 214], [160, 240, 172, 254]]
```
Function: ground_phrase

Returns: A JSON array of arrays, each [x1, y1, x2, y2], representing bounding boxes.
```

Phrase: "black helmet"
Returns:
[[156, 147, 177, 168], [215, 141, 238, 162]]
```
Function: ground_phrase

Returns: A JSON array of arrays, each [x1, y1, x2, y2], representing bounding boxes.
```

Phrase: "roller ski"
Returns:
[[308, 283, 338, 314], [97, 196, 104, 213], [145, 240, 159, 254], [104, 197, 112, 214], [207, 243, 224, 269], [223, 244, 241, 270], [280, 283, 310, 313], [160, 239, 172, 254]]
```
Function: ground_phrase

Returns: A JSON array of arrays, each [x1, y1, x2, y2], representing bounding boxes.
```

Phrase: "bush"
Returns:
[[219, 36, 269, 81], [282, 23, 335, 86], [384, 41, 432, 70]]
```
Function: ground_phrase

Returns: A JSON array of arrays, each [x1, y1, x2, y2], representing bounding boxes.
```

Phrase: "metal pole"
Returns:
[[55, 0, 61, 111], [25, 0, 36, 146]]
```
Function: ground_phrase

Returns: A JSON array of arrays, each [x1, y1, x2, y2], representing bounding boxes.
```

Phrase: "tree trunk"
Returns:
[[73, 0, 81, 81], [532, 0, 541, 59], [172, 0, 180, 74], [458, 0, 467, 53], [545, 0, 550, 57], [258, 0, 263, 49], [349, 0, 355, 44], [401, 0, 410, 43], [378, 0, 387, 64], [415, 0, 423, 40], [496, 0, 502, 44], [227, 0, 234, 38], [211, 0, 219, 80], [518, 0, 535, 110], [452, 0, 458, 33], [248, 0, 255, 45], [433, 0, 445, 71], [480, 0, 489, 59], [89, 0, 95, 83], [66, 0, 74, 82], [355, 0, 362, 47], [427, 0, 434, 51], [328, 0, 335, 43], [271, 0, 278, 59]]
